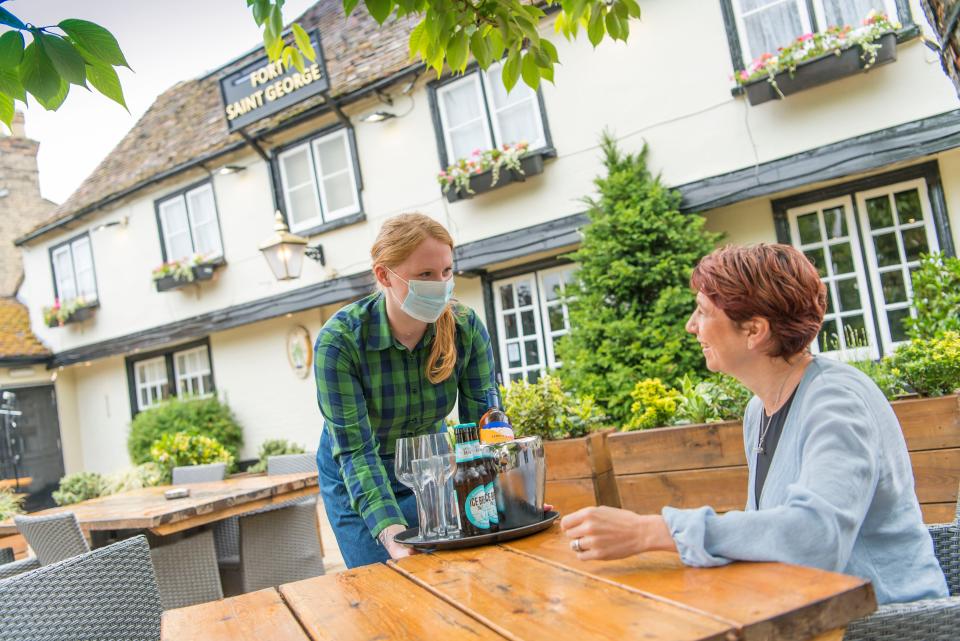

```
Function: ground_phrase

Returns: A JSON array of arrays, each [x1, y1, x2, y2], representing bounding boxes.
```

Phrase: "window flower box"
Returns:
[[152, 255, 221, 292], [43, 298, 98, 328], [439, 142, 546, 203], [737, 12, 900, 107]]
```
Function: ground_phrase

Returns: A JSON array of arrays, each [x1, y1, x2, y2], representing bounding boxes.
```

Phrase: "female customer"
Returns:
[[560, 244, 947, 604], [315, 213, 495, 568]]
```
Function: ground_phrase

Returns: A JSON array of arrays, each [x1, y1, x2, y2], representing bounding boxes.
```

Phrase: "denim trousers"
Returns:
[[317, 429, 419, 568]]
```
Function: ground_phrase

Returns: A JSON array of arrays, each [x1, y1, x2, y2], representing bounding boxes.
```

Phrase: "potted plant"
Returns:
[[735, 11, 901, 106], [438, 141, 546, 203], [42, 297, 98, 327], [152, 253, 220, 292], [501, 374, 620, 514]]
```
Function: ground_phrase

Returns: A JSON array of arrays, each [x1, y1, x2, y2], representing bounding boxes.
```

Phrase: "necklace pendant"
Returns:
[[753, 446, 764, 455]]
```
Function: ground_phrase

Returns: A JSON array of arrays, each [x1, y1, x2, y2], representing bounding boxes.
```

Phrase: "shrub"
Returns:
[[101, 463, 166, 495], [128, 396, 243, 466], [52, 472, 108, 506], [905, 252, 960, 340], [556, 133, 721, 425], [673, 373, 753, 425], [501, 374, 606, 441], [0, 488, 24, 521], [889, 331, 960, 397], [149, 432, 234, 482], [623, 378, 680, 431], [248, 439, 307, 473], [848, 358, 907, 401]]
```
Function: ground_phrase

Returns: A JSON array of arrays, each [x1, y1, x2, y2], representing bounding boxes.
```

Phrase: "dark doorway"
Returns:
[[0, 385, 64, 511]]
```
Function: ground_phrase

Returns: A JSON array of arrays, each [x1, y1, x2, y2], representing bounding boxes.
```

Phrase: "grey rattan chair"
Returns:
[[0, 547, 12, 565], [149, 529, 223, 610], [0, 534, 162, 641], [171, 462, 227, 485], [0, 557, 40, 579], [14, 512, 89, 565], [266, 453, 317, 475], [844, 494, 960, 640]]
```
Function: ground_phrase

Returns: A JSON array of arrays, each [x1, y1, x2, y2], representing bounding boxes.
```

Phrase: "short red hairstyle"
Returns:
[[690, 244, 826, 358]]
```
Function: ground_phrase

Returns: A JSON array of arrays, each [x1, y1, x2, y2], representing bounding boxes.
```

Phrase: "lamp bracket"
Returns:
[[305, 244, 326, 266]]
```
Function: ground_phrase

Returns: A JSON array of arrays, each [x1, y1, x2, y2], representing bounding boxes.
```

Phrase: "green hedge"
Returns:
[[128, 396, 243, 466]]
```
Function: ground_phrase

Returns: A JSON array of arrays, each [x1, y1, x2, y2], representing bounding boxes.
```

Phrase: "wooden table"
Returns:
[[162, 524, 876, 641], [0, 472, 318, 536]]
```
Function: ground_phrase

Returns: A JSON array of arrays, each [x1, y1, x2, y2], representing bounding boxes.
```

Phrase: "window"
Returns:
[[492, 265, 576, 383], [277, 128, 361, 234], [784, 176, 941, 358], [728, 0, 899, 64], [156, 182, 224, 262], [434, 61, 549, 167], [50, 234, 97, 303], [127, 341, 215, 414]]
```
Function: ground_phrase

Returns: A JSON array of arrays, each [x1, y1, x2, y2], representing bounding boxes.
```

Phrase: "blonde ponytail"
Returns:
[[371, 213, 458, 384]]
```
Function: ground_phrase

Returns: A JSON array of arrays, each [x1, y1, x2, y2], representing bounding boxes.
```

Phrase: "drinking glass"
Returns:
[[395, 435, 440, 540], [425, 431, 458, 537]]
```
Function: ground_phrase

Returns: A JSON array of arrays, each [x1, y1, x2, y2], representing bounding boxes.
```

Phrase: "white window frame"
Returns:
[[731, 0, 898, 64], [436, 61, 547, 165], [134, 356, 169, 411], [51, 234, 98, 304], [174, 345, 214, 398], [157, 182, 224, 262], [493, 264, 576, 384], [855, 178, 940, 354], [787, 196, 879, 361], [278, 128, 361, 234], [536, 265, 577, 369]]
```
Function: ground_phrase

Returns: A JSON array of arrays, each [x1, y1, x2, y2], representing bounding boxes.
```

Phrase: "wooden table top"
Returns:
[[162, 523, 876, 641], [0, 472, 318, 536]]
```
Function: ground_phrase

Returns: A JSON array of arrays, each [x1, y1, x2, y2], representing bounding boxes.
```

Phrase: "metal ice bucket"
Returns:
[[483, 436, 546, 529]]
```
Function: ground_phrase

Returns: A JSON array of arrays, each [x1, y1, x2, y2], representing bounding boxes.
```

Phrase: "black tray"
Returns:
[[394, 511, 559, 551]]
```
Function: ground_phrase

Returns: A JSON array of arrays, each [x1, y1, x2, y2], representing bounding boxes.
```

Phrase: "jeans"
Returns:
[[317, 429, 419, 568]]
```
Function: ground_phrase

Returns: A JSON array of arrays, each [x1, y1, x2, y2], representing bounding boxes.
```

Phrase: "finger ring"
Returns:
[[572, 537, 583, 553]]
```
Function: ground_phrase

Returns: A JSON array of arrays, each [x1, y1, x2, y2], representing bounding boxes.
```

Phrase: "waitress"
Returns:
[[314, 212, 496, 568]]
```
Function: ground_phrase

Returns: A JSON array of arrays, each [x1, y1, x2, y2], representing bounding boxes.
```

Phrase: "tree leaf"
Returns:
[[488, 28, 505, 61], [587, 7, 605, 47], [0, 30, 24, 68], [521, 50, 540, 91], [86, 59, 127, 110], [408, 20, 426, 60], [343, 0, 361, 16], [19, 41, 61, 103], [35, 75, 69, 111], [470, 31, 491, 69], [269, 5, 283, 41], [0, 67, 25, 101], [605, 11, 621, 40], [39, 34, 86, 86], [366, 0, 393, 24], [251, 0, 270, 25], [501, 48, 521, 92], [0, 92, 13, 129], [623, 0, 642, 19], [0, 6, 25, 30], [446, 29, 468, 72], [291, 23, 316, 62], [539, 61, 555, 83], [59, 19, 130, 68], [266, 33, 284, 60], [540, 38, 559, 63]]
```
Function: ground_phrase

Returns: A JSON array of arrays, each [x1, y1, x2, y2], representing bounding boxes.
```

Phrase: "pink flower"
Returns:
[[471, 149, 481, 156]]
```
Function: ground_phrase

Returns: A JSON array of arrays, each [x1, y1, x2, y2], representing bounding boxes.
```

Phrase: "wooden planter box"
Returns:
[[744, 32, 897, 106], [445, 153, 546, 203], [608, 394, 960, 523], [543, 430, 621, 515], [154, 263, 217, 292], [46, 302, 98, 328]]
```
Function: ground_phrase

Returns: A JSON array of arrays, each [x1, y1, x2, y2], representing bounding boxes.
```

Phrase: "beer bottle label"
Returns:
[[485, 481, 499, 526], [465, 485, 490, 530], [480, 421, 514, 443], [454, 441, 470, 463]]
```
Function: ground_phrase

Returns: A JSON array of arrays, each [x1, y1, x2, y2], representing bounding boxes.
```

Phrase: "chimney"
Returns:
[[10, 111, 26, 138]]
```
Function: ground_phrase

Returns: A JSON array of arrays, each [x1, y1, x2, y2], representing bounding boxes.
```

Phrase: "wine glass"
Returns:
[[395, 435, 440, 540], [426, 431, 458, 537]]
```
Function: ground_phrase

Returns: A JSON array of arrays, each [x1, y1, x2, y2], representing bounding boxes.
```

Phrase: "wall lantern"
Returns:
[[259, 212, 308, 280]]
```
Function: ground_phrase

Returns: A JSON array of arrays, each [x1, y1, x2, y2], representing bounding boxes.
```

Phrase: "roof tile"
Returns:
[[0, 298, 51, 359]]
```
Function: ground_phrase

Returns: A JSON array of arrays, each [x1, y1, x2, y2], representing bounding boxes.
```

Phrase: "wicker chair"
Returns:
[[844, 496, 960, 640], [149, 529, 223, 610], [0, 547, 12, 565], [172, 462, 227, 485], [218, 453, 323, 594], [0, 556, 40, 579], [14, 513, 89, 565], [0, 535, 163, 641]]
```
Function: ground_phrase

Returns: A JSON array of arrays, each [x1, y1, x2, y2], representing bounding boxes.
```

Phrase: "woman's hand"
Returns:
[[559, 506, 676, 561], [379, 524, 419, 560]]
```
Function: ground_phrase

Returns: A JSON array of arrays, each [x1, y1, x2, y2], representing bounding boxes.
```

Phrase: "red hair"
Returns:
[[691, 244, 826, 358]]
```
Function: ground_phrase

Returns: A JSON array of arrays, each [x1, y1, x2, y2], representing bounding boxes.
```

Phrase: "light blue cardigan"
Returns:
[[662, 356, 948, 605]]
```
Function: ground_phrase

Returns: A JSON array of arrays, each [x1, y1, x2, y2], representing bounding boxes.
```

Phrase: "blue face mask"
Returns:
[[386, 267, 455, 323]]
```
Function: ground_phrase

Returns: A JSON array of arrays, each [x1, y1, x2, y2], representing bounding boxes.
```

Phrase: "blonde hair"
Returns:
[[371, 213, 457, 384]]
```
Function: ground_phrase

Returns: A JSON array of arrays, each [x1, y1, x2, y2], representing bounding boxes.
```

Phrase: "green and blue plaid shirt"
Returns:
[[314, 292, 495, 539]]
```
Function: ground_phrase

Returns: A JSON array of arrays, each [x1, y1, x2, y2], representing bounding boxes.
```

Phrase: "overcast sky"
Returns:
[[5, 0, 316, 204]]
